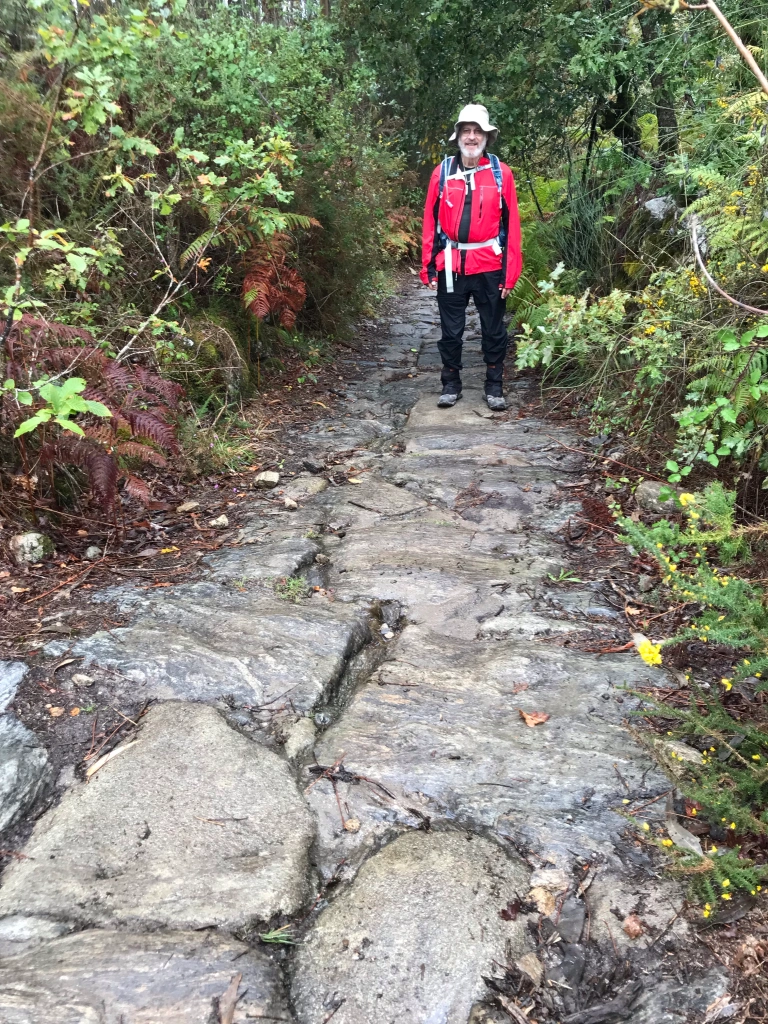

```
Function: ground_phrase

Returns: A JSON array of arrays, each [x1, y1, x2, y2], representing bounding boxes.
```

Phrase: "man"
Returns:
[[421, 104, 522, 410]]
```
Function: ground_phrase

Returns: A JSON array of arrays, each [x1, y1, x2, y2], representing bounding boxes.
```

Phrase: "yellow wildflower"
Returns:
[[637, 639, 662, 666], [721, 678, 733, 691], [679, 493, 696, 507], [641, 822, 650, 831], [722, 879, 730, 888], [661, 839, 673, 847], [722, 893, 732, 900]]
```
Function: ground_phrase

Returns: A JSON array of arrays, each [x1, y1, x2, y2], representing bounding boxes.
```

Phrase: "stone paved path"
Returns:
[[0, 283, 728, 1022]]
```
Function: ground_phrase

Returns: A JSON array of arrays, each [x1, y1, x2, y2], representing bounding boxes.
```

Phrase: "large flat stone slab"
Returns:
[[50, 581, 371, 712], [0, 703, 314, 930], [291, 831, 529, 1024], [305, 625, 665, 877], [0, 929, 295, 1024]]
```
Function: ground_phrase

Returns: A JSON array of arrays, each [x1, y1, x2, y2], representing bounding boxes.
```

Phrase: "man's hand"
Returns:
[[500, 287, 511, 300], [428, 280, 437, 291]]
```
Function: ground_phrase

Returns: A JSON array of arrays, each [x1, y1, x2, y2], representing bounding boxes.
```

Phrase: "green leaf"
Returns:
[[707, 454, 719, 467], [59, 377, 87, 398], [84, 400, 112, 418], [55, 417, 85, 435], [720, 408, 737, 423], [14, 414, 44, 437], [666, 459, 680, 472], [65, 252, 88, 276], [722, 338, 741, 352], [16, 390, 33, 405]]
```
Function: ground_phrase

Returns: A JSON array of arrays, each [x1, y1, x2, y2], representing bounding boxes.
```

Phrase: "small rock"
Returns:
[[303, 458, 325, 474], [0, 662, 27, 713], [283, 474, 329, 500], [344, 818, 361, 832], [644, 195, 678, 220], [529, 866, 570, 893], [9, 533, 54, 566], [208, 514, 229, 528], [637, 574, 654, 593], [255, 471, 280, 489], [527, 886, 556, 916], [622, 913, 643, 939], [284, 497, 298, 509], [70, 674, 94, 687], [83, 545, 102, 561], [284, 717, 317, 760], [176, 500, 199, 513], [635, 480, 681, 514], [56, 765, 76, 789], [552, 896, 585, 943], [315, 553, 330, 564], [546, 943, 586, 988]]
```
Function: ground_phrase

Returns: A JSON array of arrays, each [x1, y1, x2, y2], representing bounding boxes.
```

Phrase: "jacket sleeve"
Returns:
[[500, 165, 523, 291], [420, 165, 442, 285]]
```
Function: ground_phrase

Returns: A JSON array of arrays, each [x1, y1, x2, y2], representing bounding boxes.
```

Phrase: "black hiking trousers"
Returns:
[[435, 268, 511, 390]]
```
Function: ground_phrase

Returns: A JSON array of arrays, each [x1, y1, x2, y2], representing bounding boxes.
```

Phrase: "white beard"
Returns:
[[458, 138, 485, 162]]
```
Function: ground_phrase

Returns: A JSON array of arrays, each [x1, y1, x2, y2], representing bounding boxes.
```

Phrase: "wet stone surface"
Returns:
[[0, 284, 730, 1022]]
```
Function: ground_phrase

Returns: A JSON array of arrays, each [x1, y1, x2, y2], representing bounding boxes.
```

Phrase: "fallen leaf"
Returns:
[[11, 586, 30, 594], [622, 913, 643, 938], [519, 709, 550, 728], [49, 707, 65, 717], [312, 401, 328, 408], [136, 547, 159, 558], [500, 899, 521, 921], [347, 477, 363, 484], [516, 951, 543, 989], [76, 530, 88, 536], [69, 707, 80, 717], [344, 818, 361, 833], [176, 501, 200, 513], [159, 546, 179, 554]]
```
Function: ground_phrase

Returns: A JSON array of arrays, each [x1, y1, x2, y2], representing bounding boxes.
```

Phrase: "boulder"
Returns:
[[8, 533, 53, 565], [0, 714, 50, 834], [0, 661, 27, 712], [634, 480, 680, 514], [292, 831, 529, 1024], [0, 702, 314, 930]]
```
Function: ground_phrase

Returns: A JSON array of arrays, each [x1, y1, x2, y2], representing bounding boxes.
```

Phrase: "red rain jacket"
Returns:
[[420, 154, 522, 291]]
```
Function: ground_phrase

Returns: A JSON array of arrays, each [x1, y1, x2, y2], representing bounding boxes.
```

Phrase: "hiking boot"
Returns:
[[437, 381, 462, 407], [484, 383, 506, 411]]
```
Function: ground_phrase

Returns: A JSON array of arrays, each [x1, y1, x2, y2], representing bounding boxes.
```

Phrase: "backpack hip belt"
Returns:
[[444, 237, 502, 293]]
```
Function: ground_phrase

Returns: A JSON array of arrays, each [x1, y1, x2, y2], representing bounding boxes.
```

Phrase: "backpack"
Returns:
[[437, 153, 507, 248]]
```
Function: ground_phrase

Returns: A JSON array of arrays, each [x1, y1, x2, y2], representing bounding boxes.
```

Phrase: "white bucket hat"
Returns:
[[449, 103, 498, 143]]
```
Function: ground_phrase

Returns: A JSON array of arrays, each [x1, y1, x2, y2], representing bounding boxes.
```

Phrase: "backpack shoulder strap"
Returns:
[[438, 156, 454, 198], [487, 153, 503, 194]]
